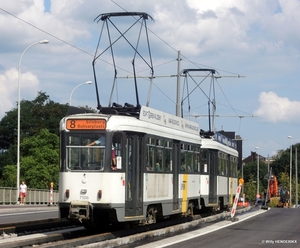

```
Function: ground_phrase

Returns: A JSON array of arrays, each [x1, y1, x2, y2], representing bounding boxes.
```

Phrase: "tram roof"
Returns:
[[201, 137, 238, 156], [62, 105, 201, 144]]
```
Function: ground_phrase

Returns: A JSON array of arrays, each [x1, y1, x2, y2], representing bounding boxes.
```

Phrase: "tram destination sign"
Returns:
[[66, 119, 106, 130], [214, 132, 237, 150]]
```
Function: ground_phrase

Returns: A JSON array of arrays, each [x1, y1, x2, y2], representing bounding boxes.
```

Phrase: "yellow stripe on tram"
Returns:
[[181, 174, 188, 213]]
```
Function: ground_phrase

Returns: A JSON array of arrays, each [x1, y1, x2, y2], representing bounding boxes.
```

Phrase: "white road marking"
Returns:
[[136, 210, 267, 248]]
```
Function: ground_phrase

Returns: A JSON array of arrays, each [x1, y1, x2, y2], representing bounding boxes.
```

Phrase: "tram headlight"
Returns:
[[66, 189, 70, 198], [98, 190, 102, 199]]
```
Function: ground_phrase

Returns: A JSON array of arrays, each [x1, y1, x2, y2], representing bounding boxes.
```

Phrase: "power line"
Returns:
[[0, 7, 94, 57], [1, 5, 246, 114], [1, 6, 243, 78], [110, 0, 242, 77], [185, 114, 257, 118]]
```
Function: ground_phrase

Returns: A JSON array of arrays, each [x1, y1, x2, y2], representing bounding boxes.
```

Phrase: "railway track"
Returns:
[[0, 206, 252, 247], [0, 218, 74, 234], [0, 218, 84, 248]]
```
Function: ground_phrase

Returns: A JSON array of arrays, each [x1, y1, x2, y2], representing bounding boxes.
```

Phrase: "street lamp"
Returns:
[[255, 147, 259, 196], [69, 81, 93, 105], [288, 136, 292, 205], [17, 40, 49, 202]]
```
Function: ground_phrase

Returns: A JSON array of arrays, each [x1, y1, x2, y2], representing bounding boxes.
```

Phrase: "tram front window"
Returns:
[[67, 134, 106, 171]]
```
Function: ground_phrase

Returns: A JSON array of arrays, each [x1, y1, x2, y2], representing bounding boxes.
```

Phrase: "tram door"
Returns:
[[208, 150, 218, 204], [125, 134, 143, 217], [172, 142, 179, 211]]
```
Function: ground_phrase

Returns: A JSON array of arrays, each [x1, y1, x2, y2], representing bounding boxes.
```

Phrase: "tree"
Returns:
[[1, 165, 16, 188], [278, 172, 289, 191], [0, 91, 68, 147], [243, 144, 300, 205], [243, 181, 256, 202], [242, 160, 268, 199], [271, 150, 290, 178], [1, 129, 59, 189], [0, 91, 68, 178]]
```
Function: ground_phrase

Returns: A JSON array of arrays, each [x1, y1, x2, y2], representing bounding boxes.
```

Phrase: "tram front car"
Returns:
[[58, 114, 124, 227]]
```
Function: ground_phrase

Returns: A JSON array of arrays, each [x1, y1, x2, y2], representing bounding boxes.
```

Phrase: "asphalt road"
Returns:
[[1, 206, 299, 248], [133, 208, 300, 248], [0, 205, 59, 225]]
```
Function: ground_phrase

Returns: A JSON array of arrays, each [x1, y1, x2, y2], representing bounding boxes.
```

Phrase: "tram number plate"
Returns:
[[80, 196, 89, 200], [66, 119, 106, 130]]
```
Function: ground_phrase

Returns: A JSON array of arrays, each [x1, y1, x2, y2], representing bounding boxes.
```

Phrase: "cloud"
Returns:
[[0, 68, 40, 117], [253, 91, 300, 123], [1, 0, 300, 158]]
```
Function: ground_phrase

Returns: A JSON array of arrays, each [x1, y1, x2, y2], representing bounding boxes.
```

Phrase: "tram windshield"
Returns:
[[66, 133, 106, 171]]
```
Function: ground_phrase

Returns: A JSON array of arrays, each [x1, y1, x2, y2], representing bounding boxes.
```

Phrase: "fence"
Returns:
[[0, 187, 58, 205]]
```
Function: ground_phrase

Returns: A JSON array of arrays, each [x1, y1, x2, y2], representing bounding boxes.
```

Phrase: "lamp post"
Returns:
[[17, 40, 49, 202], [69, 81, 92, 105], [255, 147, 259, 196], [288, 136, 292, 205]]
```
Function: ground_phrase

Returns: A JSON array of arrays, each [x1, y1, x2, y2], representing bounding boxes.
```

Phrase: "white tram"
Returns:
[[58, 105, 238, 227], [200, 132, 238, 209], [58, 12, 239, 227]]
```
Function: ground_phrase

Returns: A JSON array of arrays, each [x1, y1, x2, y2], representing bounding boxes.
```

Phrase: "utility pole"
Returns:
[[176, 51, 181, 117]]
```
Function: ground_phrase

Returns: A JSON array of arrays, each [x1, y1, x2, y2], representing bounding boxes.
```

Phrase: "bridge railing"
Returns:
[[0, 187, 58, 205]]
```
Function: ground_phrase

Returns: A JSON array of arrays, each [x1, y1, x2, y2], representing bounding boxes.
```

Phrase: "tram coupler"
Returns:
[[69, 200, 90, 223]]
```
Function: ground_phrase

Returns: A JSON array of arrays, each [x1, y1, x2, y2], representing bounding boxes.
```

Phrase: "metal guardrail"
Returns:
[[0, 187, 58, 205]]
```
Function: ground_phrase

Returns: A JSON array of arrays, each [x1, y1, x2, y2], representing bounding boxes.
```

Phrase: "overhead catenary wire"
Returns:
[[109, 1, 254, 137], [0, 6, 244, 82], [1, 5, 248, 123]]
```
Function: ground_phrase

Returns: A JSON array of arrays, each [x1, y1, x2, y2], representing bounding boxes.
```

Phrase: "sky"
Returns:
[[0, 0, 299, 159]]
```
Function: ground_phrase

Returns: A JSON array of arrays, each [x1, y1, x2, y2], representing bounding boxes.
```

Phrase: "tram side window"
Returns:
[[218, 153, 228, 176], [186, 145, 194, 172], [224, 154, 228, 176], [112, 132, 122, 169], [156, 139, 164, 172], [230, 157, 233, 177], [218, 152, 222, 175], [125, 137, 132, 198], [146, 137, 155, 171], [234, 157, 237, 177], [201, 149, 208, 174], [146, 137, 173, 173], [113, 133, 122, 156], [218, 152, 227, 176], [230, 156, 238, 178], [179, 144, 201, 173], [194, 146, 200, 172], [165, 140, 172, 172], [180, 144, 187, 172]]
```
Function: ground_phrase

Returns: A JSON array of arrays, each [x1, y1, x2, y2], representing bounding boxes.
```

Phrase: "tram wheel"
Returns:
[[146, 207, 157, 224], [187, 203, 194, 216]]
